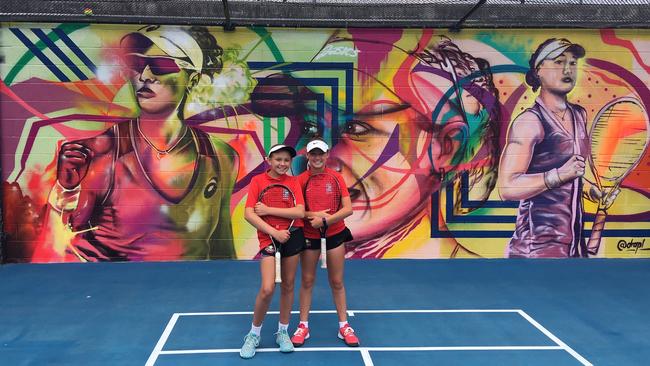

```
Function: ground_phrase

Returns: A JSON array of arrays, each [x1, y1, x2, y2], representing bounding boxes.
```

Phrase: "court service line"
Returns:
[[517, 309, 593, 366], [159, 345, 564, 355], [145, 313, 180, 366], [175, 309, 523, 316]]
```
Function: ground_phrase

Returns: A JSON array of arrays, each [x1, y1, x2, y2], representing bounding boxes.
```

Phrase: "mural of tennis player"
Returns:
[[254, 31, 501, 258], [498, 38, 618, 258], [42, 25, 238, 261]]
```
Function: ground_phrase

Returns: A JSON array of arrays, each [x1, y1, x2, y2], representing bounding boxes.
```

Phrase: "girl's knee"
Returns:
[[259, 285, 275, 299], [329, 277, 344, 291], [280, 280, 295, 293], [301, 274, 315, 289]]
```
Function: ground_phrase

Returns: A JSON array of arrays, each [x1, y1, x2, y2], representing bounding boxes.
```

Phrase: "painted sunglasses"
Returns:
[[123, 53, 194, 76]]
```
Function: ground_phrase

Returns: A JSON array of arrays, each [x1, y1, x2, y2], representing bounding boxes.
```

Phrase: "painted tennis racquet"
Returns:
[[304, 173, 342, 269], [586, 97, 649, 255], [258, 184, 296, 283]]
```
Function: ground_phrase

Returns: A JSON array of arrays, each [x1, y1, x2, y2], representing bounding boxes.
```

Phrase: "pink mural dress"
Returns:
[[508, 98, 590, 258], [48, 121, 234, 261]]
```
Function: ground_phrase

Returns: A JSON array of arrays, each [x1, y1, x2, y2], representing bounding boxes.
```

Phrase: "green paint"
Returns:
[[249, 27, 285, 63], [475, 32, 528, 67], [4, 23, 89, 85], [263, 116, 272, 152], [277, 117, 285, 143]]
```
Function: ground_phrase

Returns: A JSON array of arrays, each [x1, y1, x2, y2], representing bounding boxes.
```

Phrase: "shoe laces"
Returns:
[[243, 333, 259, 346], [341, 325, 355, 337], [294, 327, 307, 337], [275, 329, 290, 339]]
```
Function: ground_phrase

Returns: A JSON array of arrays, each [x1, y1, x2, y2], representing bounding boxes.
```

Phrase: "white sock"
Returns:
[[278, 322, 289, 332], [339, 321, 348, 329], [300, 321, 309, 328], [250, 323, 262, 337]]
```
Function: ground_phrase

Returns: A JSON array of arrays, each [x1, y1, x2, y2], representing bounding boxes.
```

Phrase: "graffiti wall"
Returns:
[[1, 23, 649, 262]]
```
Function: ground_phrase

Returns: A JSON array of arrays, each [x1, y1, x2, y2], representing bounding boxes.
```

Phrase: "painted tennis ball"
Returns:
[[83, 8, 93, 16]]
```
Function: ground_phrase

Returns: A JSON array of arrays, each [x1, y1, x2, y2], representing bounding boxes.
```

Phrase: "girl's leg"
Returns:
[[298, 249, 320, 322], [327, 244, 360, 346], [326, 244, 348, 323], [241, 255, 276, 359], [278, 253, 301, 325], [252, 256, 277, 326]]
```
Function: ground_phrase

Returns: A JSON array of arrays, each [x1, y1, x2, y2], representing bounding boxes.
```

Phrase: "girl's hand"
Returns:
[[308, 214, 330, 229], [254, 202, 270, 216], [58, 142, 94, 189], [589, 186, 621, 210], [557, 155, 585, 183], [272, 229, 290, 243]]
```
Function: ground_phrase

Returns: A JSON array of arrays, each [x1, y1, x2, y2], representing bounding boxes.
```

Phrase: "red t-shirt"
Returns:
[[297, 167, 350, 239], [246, 171, 304, 248]]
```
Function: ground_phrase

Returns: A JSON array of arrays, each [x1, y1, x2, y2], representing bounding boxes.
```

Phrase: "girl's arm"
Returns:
[[307, 196, 352, 225], [254, 203, 305, 220], [497, 111, 547, 201], [498, 110, 587, 201], [245, 207, 282, 236]]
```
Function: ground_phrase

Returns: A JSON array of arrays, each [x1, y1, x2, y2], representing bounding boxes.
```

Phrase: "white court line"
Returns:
[[148, 309, 590, 365], [145, 313, 180, 366], [517, 310, 593, 366], [159, 345, 564, 355], [175, 309, 522, 316], [360, 349, 374, 366]]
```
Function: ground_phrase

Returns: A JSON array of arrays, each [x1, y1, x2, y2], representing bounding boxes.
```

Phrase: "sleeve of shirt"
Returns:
[[296, 171, 308, 190], [291, 176, 305, 206], [245, 175, 261, 208], [334, 171, 350, 197]]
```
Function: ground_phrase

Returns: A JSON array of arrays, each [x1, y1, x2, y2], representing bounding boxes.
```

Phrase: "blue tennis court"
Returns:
[[2, 259, 649, 365]]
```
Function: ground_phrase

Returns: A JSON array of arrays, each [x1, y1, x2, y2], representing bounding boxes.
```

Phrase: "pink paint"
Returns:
[[349, 29, 403, 84]]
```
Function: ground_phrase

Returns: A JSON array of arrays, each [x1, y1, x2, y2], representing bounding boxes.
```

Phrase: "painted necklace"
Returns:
[[136, 118, 189, 159]]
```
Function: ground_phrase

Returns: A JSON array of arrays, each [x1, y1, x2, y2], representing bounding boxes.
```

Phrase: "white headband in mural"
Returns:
[[121, 26, 203, 73], [533, 39, 585, 69]]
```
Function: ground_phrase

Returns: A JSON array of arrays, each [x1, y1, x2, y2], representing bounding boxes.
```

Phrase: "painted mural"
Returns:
[[1, 24, 648, 262]]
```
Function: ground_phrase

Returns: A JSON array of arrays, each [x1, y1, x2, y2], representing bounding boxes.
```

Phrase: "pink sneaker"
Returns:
[[338, 323, 360, 347], [291, 323, 310, 347]]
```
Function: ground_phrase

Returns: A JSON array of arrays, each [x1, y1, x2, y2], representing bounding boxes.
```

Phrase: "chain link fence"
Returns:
[[0, 0, 648, 28]]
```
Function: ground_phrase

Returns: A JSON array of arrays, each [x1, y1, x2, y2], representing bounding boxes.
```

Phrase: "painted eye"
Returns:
[[344, 120, 372, 135], [303, 123, 319, 136], [204, 177, 218, 198]]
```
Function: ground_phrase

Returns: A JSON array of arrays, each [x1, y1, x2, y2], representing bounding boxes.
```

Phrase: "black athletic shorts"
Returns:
[[305, 227, 353, 252], [258, 227, 305, 258]]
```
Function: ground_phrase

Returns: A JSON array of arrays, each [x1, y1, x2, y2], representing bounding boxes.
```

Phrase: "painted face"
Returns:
[[267, 150, 293, 178], [127, 45, 192, 115], [306, 149, 328, 171], [536, 51, 578, 95], [328, 79, 439, 240], [324, 56, 495, 241]]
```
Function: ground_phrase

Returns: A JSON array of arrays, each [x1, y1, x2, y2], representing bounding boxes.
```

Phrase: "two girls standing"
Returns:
[[240, 140, 360, 359]]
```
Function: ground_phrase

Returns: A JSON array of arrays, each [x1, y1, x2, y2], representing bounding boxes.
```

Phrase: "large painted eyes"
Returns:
[[124, 55, 182, 76]]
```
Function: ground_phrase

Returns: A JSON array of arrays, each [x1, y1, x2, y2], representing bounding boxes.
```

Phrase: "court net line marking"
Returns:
[[145, 309, 591, 366]]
